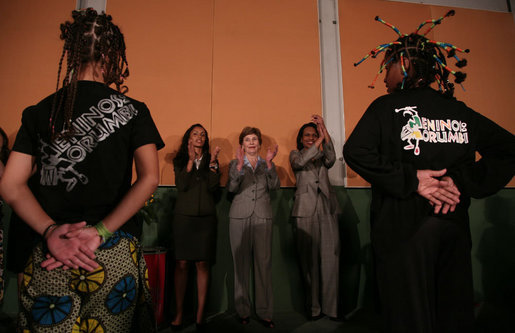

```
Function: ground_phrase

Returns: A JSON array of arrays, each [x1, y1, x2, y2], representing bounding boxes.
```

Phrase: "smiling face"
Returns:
[[301, 126, 318, 149], [242, 134, 260, 155], [189, 126, 206, 149]]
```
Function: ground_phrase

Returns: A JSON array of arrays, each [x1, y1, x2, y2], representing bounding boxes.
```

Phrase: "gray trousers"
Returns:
[[229, 214, 273, 319], [295, 213, 340, 317]]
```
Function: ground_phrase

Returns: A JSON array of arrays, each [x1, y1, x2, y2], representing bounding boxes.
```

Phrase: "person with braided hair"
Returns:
[[0, 9, 163, 332], [344, 11, 515, 332]]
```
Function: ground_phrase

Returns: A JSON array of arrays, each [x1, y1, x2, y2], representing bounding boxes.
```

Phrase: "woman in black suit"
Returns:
[[171, 124, 221, 329]]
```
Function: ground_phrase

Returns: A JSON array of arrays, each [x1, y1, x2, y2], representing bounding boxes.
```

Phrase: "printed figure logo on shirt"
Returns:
[[39, 94, 139, 192], [395, 106, 423, 155], [395, 105, 469, 156]]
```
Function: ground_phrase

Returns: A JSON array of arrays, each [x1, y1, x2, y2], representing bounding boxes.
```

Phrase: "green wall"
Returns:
[[1, 187, 514, 324]]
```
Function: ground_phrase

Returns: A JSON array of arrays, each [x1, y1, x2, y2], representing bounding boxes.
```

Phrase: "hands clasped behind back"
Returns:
[[416, 169, 461, 214], [41, 221, 100, 272]]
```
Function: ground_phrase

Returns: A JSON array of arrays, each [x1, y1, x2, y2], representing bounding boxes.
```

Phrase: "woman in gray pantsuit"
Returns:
[[290, 115, 340, 320], [227, 127, 280, 328]]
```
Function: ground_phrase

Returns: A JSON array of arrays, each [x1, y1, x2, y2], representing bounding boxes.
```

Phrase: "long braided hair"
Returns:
[[354, 10, 469, 97], [50, 8, 129, 140]]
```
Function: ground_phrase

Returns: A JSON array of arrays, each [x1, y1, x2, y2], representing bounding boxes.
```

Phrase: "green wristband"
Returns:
[[94, 221, 113, 242]]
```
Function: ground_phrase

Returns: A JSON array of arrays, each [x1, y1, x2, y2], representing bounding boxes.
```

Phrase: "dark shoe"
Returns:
[[258, 319, 275, 328], [328, 315, 345, 322], [309, 314, 324, 321], [238, 316, 250, 325], [196, 322, 206, 332], [170, 322, 183, 331]]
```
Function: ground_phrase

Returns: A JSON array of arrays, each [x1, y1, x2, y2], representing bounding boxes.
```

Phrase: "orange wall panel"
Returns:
[[108, 1, 216, 184], [211, 0, 321, 186], [0, 0, 70, 143]]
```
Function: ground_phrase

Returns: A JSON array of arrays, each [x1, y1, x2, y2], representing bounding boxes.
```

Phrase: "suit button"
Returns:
[[252, 199, 255, 201], [196, 177, 200, 181], [315, 180, 319, 183]]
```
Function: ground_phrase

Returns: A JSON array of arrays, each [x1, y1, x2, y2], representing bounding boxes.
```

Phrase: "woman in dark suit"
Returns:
[[171, 124, 220, 329], [227, 127, 279, 328], [290, 115, 340, 320]]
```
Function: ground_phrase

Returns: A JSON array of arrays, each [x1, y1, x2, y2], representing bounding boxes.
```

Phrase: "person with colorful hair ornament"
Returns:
[[344, 10, 515, 332]]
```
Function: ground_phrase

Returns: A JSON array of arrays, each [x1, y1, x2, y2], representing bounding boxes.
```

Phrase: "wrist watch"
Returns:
[[209, 161, 219, 170]]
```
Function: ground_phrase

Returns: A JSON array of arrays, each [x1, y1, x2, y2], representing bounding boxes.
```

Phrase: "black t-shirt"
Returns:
[[13, 81, 164, 235], [343, 87, 515, 251]]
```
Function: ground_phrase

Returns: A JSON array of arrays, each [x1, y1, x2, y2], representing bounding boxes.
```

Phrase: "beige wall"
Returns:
[[0, 0, 513, 186]]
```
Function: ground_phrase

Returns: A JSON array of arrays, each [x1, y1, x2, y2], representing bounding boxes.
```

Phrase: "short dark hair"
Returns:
[[296, 123, 318, 150], [239, 127, 262, 145]]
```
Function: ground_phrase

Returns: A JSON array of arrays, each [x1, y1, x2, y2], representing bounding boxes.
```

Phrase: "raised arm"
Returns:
[[174, 143, 196, 192], [290, 143, 324, 171], [265, 145, 280, 190], [227, 159, 244, 193]]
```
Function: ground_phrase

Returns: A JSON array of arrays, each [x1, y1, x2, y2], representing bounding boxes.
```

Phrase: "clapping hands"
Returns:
[[265, 145, 278, 169], [311, 114, 329, 145], [209, 146, 221, 172], [235, 145, 245, 171]]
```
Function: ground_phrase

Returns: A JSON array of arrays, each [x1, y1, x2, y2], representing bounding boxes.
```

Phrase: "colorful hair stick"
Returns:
[[433, 55, 466, 83], [355, 11, 468, 94], [367, 56, 395, 89], [414, 10, 455, 36], [427, 40, 469, 53], [375, 16, 404, 37], [399, 52, 408, 89], [354, 42, 401, 66]]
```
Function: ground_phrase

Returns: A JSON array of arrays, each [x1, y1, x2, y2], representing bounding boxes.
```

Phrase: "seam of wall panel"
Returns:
[[210, 0, 216, 135], [318, 0, 346, 186]]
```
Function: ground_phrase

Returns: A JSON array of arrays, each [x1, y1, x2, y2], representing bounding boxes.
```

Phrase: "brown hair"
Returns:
[[238, 126, 262, 145]]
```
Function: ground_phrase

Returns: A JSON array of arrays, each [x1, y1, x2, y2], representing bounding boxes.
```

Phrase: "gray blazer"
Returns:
[[290, 141, 339, 217], [227, 159, 280, 219]]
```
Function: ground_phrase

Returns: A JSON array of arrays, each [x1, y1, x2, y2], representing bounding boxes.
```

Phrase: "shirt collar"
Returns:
[[243, 155, 263, 170]]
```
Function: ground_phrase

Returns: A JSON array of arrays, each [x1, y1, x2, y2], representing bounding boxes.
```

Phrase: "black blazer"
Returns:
[[173, 155, 220, 216]]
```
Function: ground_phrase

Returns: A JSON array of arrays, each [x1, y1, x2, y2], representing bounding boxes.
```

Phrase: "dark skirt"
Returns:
[[172, 214, 217, 262]]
